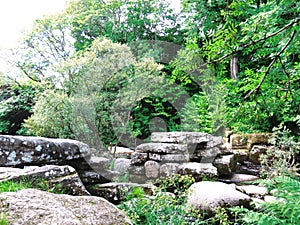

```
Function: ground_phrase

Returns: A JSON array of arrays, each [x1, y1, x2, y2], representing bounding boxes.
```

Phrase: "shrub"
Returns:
[[260, 126, 300, 178]]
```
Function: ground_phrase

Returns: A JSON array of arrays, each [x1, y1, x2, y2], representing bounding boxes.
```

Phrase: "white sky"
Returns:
[[0, 0, 181, 74], [0, 0, 68, 49]]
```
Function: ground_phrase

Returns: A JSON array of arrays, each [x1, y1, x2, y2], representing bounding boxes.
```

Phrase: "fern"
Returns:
[[232, 176, 300, 225]]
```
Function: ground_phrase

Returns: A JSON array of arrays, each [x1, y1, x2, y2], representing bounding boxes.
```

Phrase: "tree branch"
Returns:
[[196, 17, 300, 69], [244, 29, 297, 99]]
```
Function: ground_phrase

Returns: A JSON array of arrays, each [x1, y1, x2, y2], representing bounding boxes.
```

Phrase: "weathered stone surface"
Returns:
[[69, 156, 110, 171], [0, 165, 89, 196], [249, 145, 268, 164], [129, 174, 147, 184], [149, 153, 162, 161], [219, 143, 233, 154], [236, 185, 268, 198], [206, 136, 223, 148], [87, 183, 154, 203], [200, 147, 222, 163], [161, 154, 189, 162], [78, 170, 120, 185], [151, 132, 210, 144], [0, 188, 132, 225], [178, 163, 218, 181], [148, 153, 189, 163], [230, 134, 248, 149], [145, 160, 160, 179], [114, 158, 131, 173], [110, 147, 134, 159], [87, 156, 110, 169], [232, 149, 249, 162], [131, 152, 148, 165], [230, 133, 270, 150], [247, 134, 271, 150], [213, 154, 236, 176], [136, 143, 187, 154], [0, 135, 90, 166], [221, 173, 260, 183], [187, 181, 251, 214], [159, 163, 180, 177], [128, 165, 145, 175], [264, 195, 278, 203], [236, 161, 261, 176]]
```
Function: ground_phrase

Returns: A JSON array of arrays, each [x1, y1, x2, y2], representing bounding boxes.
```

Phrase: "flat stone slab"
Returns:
[[151, 132, 210, 144], [0, 135, 91, 166], [220, 173, 260, 183], [136, 143, 188, 154], [236, 185, 268, 197], [78, 170, 120, 185], [178, 163, 218, 180], [0, 165, 90, 196]]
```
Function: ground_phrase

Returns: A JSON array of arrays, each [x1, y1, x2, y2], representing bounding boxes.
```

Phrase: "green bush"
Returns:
[[119, 174, 234, 225], [181, 93, 213, 133], [119, 187, 204, 225], [22, 89, 73, 138], [260, 126, 299, 178]]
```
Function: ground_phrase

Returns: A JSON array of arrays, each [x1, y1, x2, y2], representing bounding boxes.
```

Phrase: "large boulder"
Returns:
[[0, 135, 91, 167], [187, 181, 251, 214], [0, 165, 90, 196], [0, 188, 132, 225]]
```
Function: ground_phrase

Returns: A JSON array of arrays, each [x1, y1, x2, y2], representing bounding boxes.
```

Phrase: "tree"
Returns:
[[179, 0, 300, 133], [8, 14, 74, 87], [65, 0, 184, 51]]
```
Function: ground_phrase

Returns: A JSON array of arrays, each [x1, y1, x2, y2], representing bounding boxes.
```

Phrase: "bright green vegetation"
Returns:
[[0, 178, 69, 224], [0, 1, 299, 223], [119, 174, 300, 225], [0, 0, 298, 147], [119, 175, 206, 225], [119, 131, 300, 224], [0, 214, 7, 225], [231, 176, 300, 225], [0, 178, 69, 194]]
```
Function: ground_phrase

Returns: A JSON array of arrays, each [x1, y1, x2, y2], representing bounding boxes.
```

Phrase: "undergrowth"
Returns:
[[231, 176, 300, 225]]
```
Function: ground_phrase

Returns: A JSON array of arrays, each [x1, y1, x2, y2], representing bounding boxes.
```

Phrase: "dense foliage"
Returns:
[[231, 176, 300, 225], [0, 0, 298, 147], [180, 0, 300, 133], [0, 82, 42, 135]]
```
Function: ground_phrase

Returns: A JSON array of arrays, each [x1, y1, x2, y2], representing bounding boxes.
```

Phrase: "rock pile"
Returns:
[[0, 132, 274, 224], [128, 132, 223, 183]]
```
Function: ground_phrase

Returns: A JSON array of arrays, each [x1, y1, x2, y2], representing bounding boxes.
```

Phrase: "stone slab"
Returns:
[[0, 135, 91, 167], [136, 143, 188, 154], [151, 132, 209, 144]]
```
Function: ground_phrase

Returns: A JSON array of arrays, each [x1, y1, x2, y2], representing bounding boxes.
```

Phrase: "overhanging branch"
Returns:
[[244, 29, 297, 99]]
